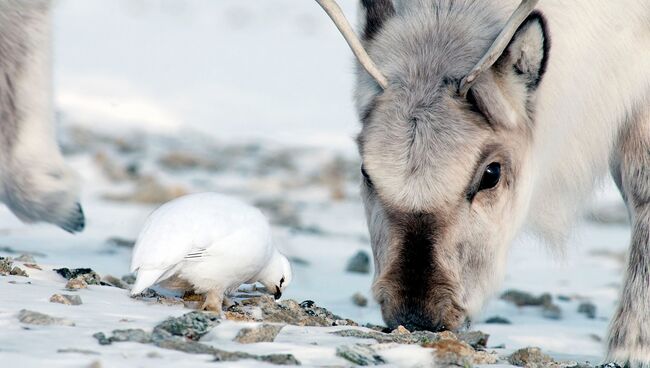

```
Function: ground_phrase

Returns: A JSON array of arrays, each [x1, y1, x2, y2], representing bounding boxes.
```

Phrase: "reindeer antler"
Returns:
[[458, 0, 540, 97], [315, 0, 389, 89]]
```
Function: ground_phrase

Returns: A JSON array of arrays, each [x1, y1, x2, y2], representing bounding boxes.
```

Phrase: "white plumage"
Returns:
[[130, 192, 292, 312]]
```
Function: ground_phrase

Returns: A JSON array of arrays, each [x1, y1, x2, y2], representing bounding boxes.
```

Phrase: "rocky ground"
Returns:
[[0, 254, 622, 367]]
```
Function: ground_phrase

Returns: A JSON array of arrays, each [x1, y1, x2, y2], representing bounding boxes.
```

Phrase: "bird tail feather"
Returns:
[[131, 269, 165, 295]]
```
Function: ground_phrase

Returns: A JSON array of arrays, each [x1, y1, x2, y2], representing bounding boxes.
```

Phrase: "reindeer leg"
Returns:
[[606, 102, 650, 367], [0, 2, 83, 232]]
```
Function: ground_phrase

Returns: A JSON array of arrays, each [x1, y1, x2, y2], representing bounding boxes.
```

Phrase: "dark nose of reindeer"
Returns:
[[60, 203, 85, 233], [393, 308, 446, 332]]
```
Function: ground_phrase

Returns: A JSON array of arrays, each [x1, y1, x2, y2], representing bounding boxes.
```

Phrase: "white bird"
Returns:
[[130, 192, 292, 313]]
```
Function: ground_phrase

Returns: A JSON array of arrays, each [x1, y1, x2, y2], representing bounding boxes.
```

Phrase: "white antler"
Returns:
[[458, 0, 540, 97], [315, 0, 389, 89]]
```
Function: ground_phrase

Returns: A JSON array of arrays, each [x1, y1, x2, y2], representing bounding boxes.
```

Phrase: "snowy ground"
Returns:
[[0, 1, 633, 367]]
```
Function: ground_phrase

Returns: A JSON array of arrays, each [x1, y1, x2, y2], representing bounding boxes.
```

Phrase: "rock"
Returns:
[[66, 278, 88, 290], [578, 302, 597, 319], [50, 294, 83, 306], [159, 152, 220, 171], [500, 290, 552, 307], [18, 309, 75, 326], [346, 250, 371, 274], [423, 338, 475, 367], [456, 330, 489, 349], [0, 257, 13, 274], [15, 254, 36, 263], [352, 292, 368, 307], [392, 325, 410, 335], [253, 198, 302, 228], [54, 268, 101, 285], [485, 316, 511, 324], [10, 266, 28, 277], [103, 176, 187, 204], [153, 311, 221, 341], [121, 274, 136, 285], [508, 347, 553, 367], [234, 324, 284, 343], [95, 326, 299, 365], [542, 303, 562, 320], [102, 275, 129, 289], [57, 348, 100, 355], [105, 237, 135, 249], [132, 288, 184, 306], [231, 296, 357, 327], [336, 344, 385, 366]]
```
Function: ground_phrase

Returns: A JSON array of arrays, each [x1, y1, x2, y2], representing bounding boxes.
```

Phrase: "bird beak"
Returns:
[[274, 286, 282, 300]]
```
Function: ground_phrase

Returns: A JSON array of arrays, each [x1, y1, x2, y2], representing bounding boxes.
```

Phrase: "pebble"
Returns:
[[153, 311, 221, 341], [66, 278, 88, 290], [18, 309, 75, 326], [508, 347, 553, 367], [50, 294, 83, 306], [578, 302, 597, 319], [541, 303, 563, 320], [102, 275, 129, 289], [55, 268, 101, 285], [484, 316, 512, 324], [15, 254, 36, 263], [234, 324, 284, 344], [500, 290, 552, 307], [346, 250, 371, 274], [352, 292, 368, 307], [336, 344, 385, 366]]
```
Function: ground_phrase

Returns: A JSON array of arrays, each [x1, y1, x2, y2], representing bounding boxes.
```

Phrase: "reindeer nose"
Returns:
[[61, 203, 85, 233], [393, 309, 446, 332]]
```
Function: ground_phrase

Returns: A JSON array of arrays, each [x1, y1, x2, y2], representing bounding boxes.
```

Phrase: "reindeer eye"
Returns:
[[478, 162, 501, 191], [361, 165, 373, 186]]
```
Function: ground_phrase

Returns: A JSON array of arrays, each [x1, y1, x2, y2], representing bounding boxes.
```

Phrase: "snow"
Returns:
[[0, 0, 632, 367]]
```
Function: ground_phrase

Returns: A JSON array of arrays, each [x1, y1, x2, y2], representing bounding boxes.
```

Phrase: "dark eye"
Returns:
[[478, 162, 501, 191], [280, 277, 284, 287], [361, 165, 372, 185]]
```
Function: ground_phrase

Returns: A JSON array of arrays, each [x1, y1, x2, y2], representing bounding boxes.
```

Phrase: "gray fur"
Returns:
[[0, 0, 84, 233], [607, 95, 650, 366]]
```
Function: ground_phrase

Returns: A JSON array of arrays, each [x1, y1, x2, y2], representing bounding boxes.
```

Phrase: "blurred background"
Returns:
[[0, 0, 632, 361]]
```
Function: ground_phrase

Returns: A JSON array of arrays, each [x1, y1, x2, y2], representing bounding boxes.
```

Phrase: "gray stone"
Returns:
[[352, 292, 368, 307], [121, 274, 136, 285], [18, 309, 75, 326], [500, 290, 552, 307], [153, 311, 221, 341], [484, 316, 511, 324], [54, 268, 102, 285], [57, 348, 100, 355], [105, 237, 135, 248], [102, 275, 129, 289], [541, 303, 562, 320], [15, 254, 36, 263], [66, 278, 88, 290], [234, 324, 284, 344], [578, 302, 597, 319], [508, 347, 553, 367], [346, 251, 371, 274], [50, 294, 83, 306], [336, 344, 385, 366]]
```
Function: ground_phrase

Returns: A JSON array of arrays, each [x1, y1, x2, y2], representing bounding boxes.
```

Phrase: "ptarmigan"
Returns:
[[130, 192, 292, 313]]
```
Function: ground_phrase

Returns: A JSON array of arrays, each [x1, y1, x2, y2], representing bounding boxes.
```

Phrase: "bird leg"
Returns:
[[201, 290, 223, 314]]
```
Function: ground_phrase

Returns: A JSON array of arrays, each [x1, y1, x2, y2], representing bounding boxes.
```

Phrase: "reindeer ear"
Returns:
[[360, 0, 395, 41], [493, 11, 550, 91]]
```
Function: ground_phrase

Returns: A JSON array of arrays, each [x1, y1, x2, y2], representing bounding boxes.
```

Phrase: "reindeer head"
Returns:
[[318, 0, 549, 331]]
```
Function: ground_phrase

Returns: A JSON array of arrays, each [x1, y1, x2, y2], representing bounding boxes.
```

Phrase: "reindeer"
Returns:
[[317, 0, 650, 365], [0, 0, 84, 233]]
